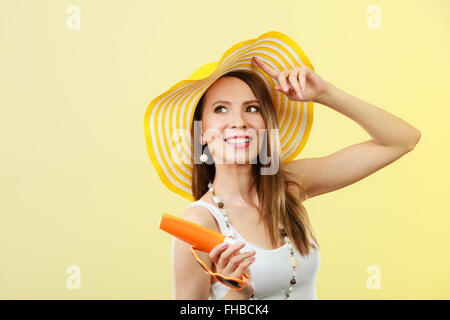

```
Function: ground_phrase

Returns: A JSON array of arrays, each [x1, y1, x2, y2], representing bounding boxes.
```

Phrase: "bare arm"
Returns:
[[285, 82, 421, 199], [252, 57, 421, 200], [315, 82, 421, 150], [171, 206, 252, 300]]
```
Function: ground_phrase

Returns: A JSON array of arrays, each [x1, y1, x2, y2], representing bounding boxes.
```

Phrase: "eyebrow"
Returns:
[[212, 100, 260, 106]]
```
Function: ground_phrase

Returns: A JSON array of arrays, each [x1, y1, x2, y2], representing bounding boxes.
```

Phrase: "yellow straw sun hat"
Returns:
[[144, 31, 314, 201]]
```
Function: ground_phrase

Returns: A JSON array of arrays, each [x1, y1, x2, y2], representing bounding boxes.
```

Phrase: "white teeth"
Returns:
[[227, 138, 250, 144]]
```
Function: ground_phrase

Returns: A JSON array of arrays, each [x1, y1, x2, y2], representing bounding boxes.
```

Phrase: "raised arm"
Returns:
[[285, 82, 421, 199], [251, 56, 421, 200]]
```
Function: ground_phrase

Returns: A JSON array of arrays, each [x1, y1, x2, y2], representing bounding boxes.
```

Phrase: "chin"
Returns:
[[221, 154, 259, 165]]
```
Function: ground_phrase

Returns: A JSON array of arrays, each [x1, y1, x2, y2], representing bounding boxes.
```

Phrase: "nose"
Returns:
[[230, 110, 247, 129]]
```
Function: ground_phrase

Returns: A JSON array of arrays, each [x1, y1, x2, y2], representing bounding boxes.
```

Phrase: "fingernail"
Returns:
[[283, 86, 288, 92]]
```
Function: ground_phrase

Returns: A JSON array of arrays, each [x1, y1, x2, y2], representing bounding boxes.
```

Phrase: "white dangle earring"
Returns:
[[199, 133, 208, 163], [200, 144, 208, 163]]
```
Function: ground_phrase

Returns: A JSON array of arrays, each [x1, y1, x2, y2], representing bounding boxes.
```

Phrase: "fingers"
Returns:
[[253, 56, 309, 98], [288, 69, 302, 97], [298, 67, 307, 96], [216, 242, 246, 270], [223, 250, 256, 275], [277, 70, 291, 93], [230, 255, 256, 278], [209, 242, 229, 265], [210, 242, 257, 275], [252, 56, 278, 79], [209, 241, 241, 268], [273, 67, 308, 99]]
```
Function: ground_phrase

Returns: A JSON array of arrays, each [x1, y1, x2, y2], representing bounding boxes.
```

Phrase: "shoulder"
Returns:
[[179, 202, 221, 233], [172, 203, 218, 299]]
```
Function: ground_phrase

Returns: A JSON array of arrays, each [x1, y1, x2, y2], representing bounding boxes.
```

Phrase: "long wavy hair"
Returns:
[[190, 70, 319, 256]]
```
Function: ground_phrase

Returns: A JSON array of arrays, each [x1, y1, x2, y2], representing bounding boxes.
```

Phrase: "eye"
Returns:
[[214, 105, 260, 113], [247, 105, 260, 112], [214, 105, 226, 113]]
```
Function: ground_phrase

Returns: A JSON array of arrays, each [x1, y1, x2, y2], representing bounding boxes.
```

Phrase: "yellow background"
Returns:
[[1, 0, 448, 299]]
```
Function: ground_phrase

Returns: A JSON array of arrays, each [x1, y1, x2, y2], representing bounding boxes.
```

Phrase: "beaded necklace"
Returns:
[[207, 181, 297, 300]]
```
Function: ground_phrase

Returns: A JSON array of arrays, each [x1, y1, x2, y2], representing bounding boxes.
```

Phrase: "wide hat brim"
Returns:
[[144, 31, 314, 201]]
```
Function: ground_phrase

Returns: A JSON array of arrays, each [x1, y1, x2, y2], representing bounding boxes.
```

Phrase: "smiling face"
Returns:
[[200, 76, 267, 165]]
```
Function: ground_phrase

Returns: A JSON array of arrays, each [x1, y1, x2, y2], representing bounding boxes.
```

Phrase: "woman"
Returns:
[[145, 32, 421, 300]]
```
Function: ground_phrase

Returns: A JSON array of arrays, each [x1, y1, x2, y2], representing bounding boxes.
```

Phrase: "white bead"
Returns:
[[223, 216, 229, 222], [200, 154, 208, 162], [289, 286, 293, 292], [221, 209, 227, 215], [213, 196, 220, 203], [209, 187, 214, 192], [208, 183, 213, 188]]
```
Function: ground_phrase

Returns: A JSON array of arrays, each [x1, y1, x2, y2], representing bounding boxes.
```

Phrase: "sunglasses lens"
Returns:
[[216, 275, 243, 289], [191, 248, 242, 289]]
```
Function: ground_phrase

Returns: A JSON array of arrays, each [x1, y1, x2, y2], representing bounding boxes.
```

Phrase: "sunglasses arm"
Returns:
[[190, 246, 249, 289]]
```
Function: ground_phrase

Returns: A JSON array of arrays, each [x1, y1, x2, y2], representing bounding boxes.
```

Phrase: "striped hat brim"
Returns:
[[144, 31, 314, 201]]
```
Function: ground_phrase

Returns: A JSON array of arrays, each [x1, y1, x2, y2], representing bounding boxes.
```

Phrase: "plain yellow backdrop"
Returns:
[[0, 0, 448, 299]]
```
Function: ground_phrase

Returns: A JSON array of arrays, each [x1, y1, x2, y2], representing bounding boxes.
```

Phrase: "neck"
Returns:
[[209, 163, 259, 207]]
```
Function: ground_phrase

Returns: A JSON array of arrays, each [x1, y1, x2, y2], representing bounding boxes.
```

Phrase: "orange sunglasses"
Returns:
[[190, 246, 250, 290]]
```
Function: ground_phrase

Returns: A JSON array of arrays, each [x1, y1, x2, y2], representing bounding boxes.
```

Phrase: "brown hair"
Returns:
[[190, 70, 319, 256]]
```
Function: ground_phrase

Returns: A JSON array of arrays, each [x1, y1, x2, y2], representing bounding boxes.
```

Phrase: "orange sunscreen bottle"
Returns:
[[159, 213, 238, 252]]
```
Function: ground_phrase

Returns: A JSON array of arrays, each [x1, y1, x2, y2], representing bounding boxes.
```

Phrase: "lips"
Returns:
[[224, 135, 252, 142], [225, 135, 251, 140], [224, 135, 252, 148]]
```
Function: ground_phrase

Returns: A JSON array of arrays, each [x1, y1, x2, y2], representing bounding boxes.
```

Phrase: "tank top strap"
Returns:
[[186, 200, 229, 235]]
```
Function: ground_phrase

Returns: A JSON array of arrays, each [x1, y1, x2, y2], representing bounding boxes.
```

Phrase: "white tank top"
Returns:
[[186, 200, 320, 300]]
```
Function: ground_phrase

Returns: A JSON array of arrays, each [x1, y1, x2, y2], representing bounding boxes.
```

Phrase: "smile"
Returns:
[[224, 136, 252, 149]]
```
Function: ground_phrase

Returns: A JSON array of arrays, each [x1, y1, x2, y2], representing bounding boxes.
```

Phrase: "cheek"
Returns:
[[202, 127, 224, 147], [255, 114, 266, 129], [256, 119, 267, 142], [201, 118, 223, 141]]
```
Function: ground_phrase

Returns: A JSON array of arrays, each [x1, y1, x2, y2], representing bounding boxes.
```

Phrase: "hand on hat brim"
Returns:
[[252, 55, 327, 103]]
